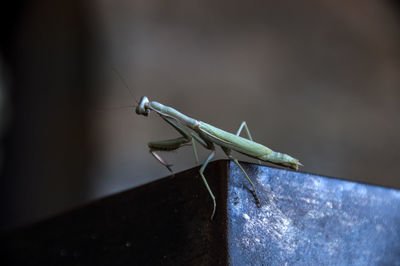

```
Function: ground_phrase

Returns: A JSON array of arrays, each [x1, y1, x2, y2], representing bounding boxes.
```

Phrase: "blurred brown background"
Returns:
[[1, 0, 399, 231]]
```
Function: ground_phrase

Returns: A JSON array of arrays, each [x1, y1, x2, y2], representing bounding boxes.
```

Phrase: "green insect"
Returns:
[[135, 96, 302, 219]]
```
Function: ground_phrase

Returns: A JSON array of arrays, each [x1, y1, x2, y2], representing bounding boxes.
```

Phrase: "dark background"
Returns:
[[1, 0, 399, 232]]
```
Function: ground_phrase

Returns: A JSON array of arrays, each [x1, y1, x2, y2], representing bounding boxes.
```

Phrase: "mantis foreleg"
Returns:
[[149, 137, 191, 172], [159, 116, 201, 165], [236, 121, 262, 165]]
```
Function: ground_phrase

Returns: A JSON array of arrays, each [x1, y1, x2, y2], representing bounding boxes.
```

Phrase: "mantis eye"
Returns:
[[136, 96, 150, 116]]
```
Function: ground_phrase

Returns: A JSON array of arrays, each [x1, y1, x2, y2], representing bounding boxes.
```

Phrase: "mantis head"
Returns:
[[136, 96, 150, 116]]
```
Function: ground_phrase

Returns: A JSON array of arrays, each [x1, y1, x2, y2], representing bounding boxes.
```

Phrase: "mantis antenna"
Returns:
[[112, 67, 139, 104]]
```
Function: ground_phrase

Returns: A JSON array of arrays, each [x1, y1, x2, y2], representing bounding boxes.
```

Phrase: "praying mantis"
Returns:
[[135, 96, 302, 219]]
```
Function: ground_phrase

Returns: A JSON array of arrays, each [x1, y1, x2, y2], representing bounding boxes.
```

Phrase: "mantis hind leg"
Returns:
[[199, 150, 216, 220], [222, 147, 261, 207], [236, 121, 262, 165]]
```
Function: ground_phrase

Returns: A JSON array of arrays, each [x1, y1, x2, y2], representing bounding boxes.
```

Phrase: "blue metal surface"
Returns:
[[227, 162, 400, 265]]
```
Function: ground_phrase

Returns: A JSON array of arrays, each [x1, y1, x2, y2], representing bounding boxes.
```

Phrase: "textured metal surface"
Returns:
[[227, 162, 400, 265], [3, 160, 400, 265]]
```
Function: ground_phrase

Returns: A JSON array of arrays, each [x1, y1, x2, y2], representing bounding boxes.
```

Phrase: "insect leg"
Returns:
[[188, 130, 214, 165], [148, 137, 190, 172], [191, 138, 199, 164], [236, 121, 262, 165], [160, 115, 191, 138], [160, 115, 201, 165], [222, 147, 261, 206], [199, 150, 216, 220], [150, 150, 173, 172]]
